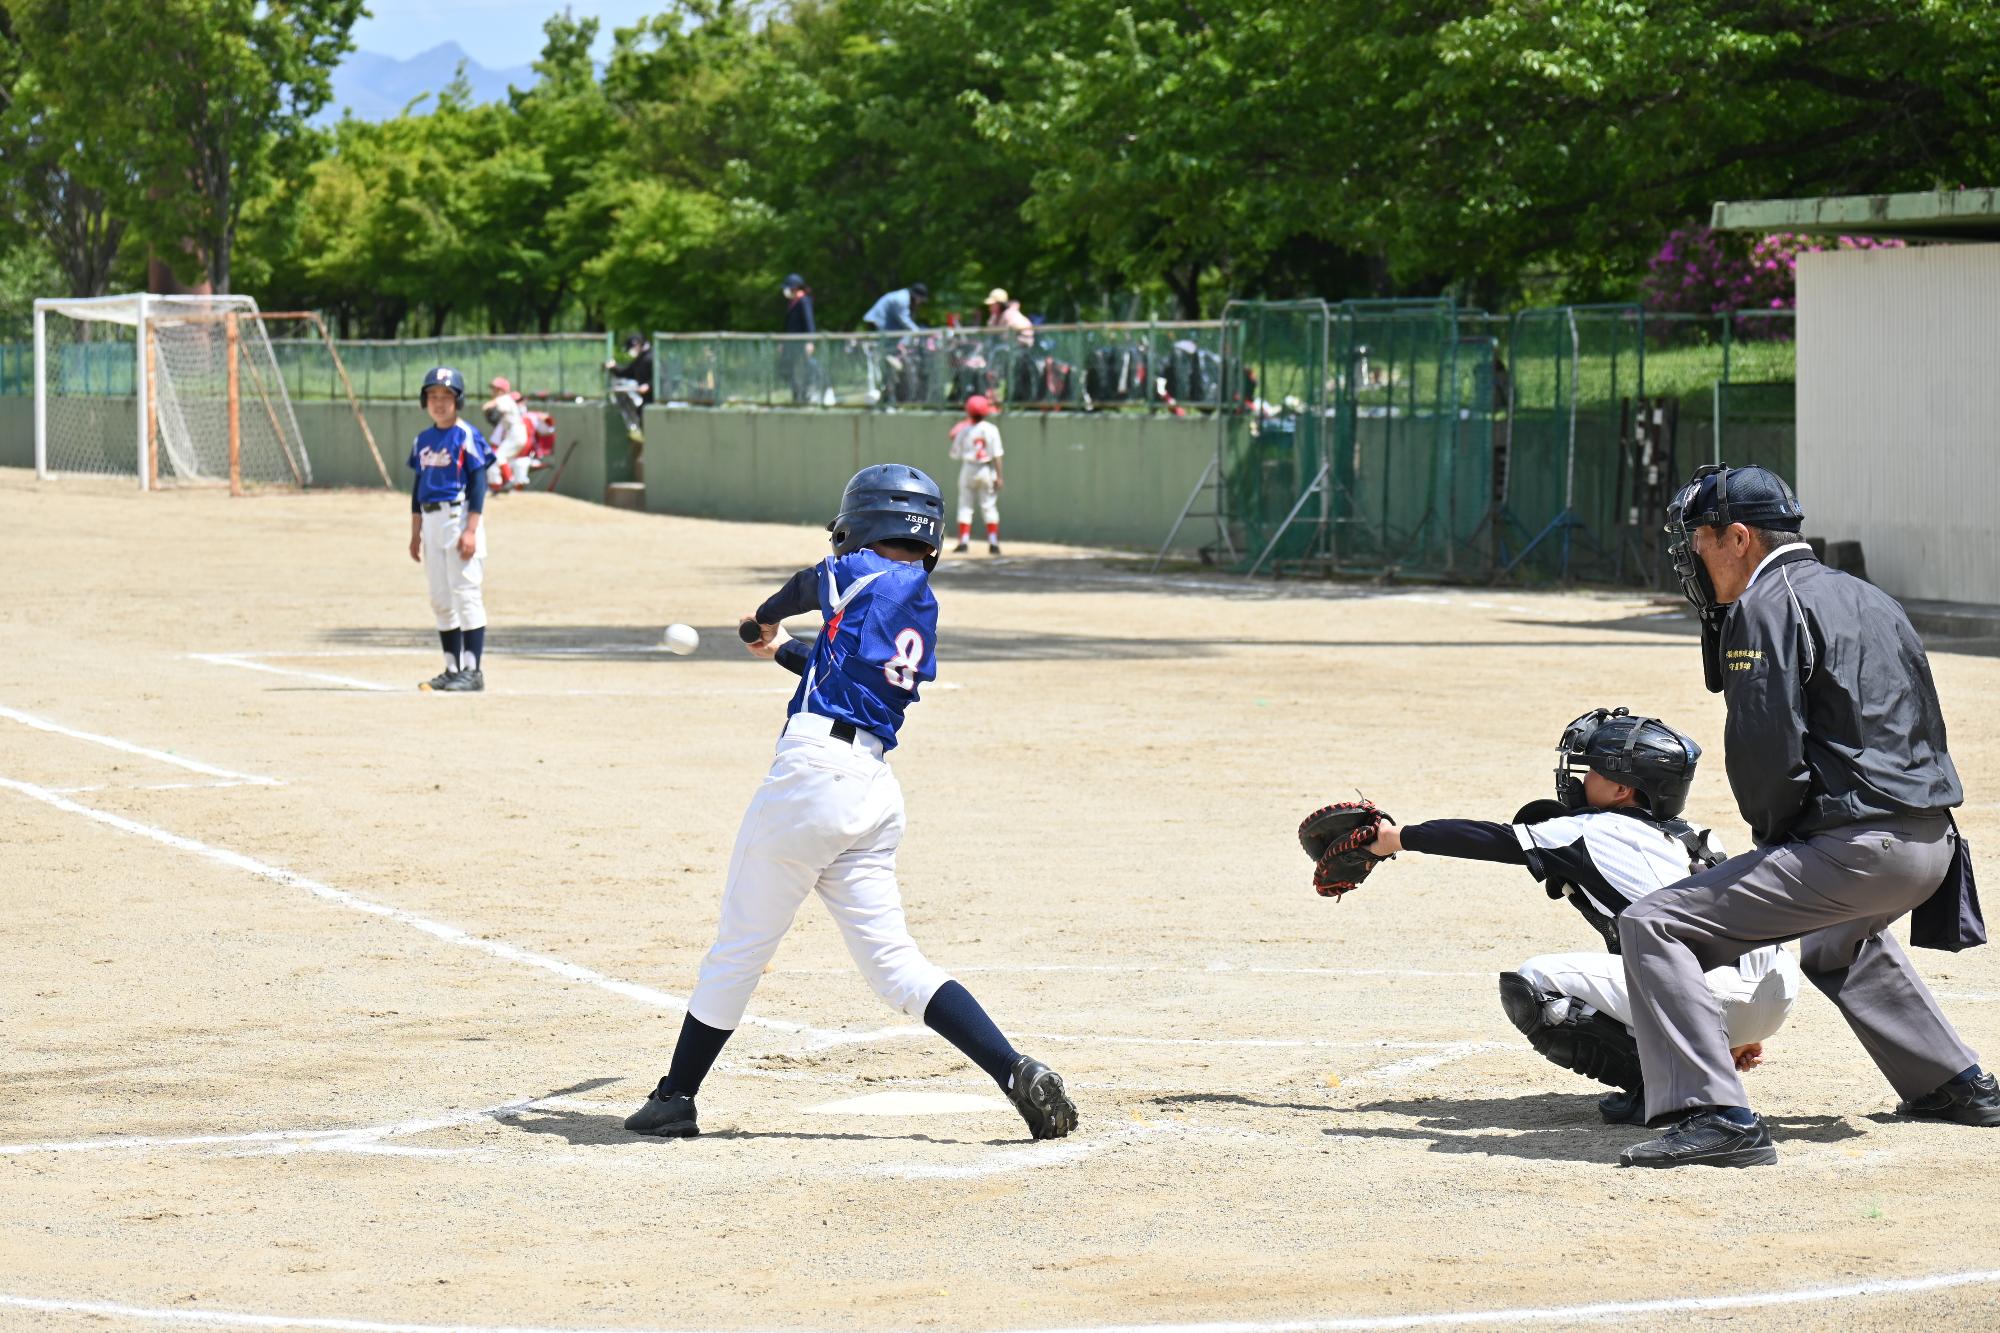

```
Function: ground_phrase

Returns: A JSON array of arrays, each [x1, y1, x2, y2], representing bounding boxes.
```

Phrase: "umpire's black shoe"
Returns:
[[1598, 1088, 1646, 1126], [1897, 1071, 2000, 1126], [1619, 1109, 1776, 1168], [1005, 1054, 1077, 1140], [437, 668, 484, 692], [421, 668, 460, 691], [624, 1090, 699, 1138]]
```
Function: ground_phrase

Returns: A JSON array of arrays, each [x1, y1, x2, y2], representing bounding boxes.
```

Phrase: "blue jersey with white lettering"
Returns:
[[409, 422, 494, 505], [768, 551, 937, 749]]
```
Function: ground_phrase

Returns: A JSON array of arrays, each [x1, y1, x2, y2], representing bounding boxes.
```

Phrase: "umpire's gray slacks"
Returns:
[[1618, 813, 1975, 1124]]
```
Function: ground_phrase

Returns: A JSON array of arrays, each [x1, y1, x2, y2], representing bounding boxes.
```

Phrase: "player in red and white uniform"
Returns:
[[482, 377, 532, 492], [948, 393, 1004, 555]]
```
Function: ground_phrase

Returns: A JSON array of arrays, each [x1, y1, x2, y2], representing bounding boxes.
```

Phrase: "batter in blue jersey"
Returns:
[[621, 464, 1078, 1143]]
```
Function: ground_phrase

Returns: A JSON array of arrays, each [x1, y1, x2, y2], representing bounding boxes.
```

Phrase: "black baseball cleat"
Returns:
[[624, 1090, 699, 1138], [1619, 1109, 1776, 1168], [987, 542, 1001, 556], [437, 668, 484, 692], [1598, 1088, 1646, 1126], [951, 541, 969, 554], [1005, 1054, 1077, 1140], [421, 668, 460, 691], [1896, 1071, 2000, 1126]]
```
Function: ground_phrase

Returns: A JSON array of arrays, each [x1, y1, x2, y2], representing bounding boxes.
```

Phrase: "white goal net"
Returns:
[[34, 293, 313, 489]]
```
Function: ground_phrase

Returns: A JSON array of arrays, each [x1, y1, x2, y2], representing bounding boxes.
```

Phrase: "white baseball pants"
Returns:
[[487, 422, 531, 489], [1520, 946, 1799, 1048], [687, 713, 953, 1031], [955, 462, 999, 529], [421, 503, 486, 632]]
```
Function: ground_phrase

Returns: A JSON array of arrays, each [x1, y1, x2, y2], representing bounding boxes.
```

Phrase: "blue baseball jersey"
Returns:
[[409, 421, 494, 505], [779, 551, 937, 749]]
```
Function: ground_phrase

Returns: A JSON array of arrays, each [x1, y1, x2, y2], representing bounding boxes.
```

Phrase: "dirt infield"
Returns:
[[3, 468, 1998, 1332]]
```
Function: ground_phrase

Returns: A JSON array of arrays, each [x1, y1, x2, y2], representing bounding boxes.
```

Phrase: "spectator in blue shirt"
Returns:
[[862, 282, 928, 333]]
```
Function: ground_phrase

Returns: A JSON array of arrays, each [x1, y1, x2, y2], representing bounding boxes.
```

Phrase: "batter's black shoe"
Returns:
[[1896, 1072, 2000, 1126], [1619, 1110, 1776, 1168], [421, 668, 460, 691], [438, 668, 484, 692], [1598, 1088, 1646, 1126], [624, 1090, 699, 1138], [1005, 1055, 1077, 1140]]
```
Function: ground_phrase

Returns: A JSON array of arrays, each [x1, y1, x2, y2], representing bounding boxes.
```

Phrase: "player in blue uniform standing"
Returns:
[[624, 464, 1078, 1141], [408, 367, 495, 692]]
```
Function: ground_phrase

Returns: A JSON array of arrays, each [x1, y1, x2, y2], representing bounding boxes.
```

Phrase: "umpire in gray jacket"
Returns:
[[1615, 463, 1996, 1168]]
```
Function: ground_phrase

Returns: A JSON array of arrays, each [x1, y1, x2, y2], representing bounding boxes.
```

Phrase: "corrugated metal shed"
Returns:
[[1796, 245, 2000, 603]]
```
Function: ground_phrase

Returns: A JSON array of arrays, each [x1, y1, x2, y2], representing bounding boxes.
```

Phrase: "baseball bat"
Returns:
[[738, 620, 764, 644]]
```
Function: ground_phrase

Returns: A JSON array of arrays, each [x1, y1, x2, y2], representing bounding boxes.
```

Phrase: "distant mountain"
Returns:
[[320, 43, 538, 125]]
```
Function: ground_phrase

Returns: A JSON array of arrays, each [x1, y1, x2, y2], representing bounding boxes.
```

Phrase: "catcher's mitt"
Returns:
[[1298, 799, 1393, 899]]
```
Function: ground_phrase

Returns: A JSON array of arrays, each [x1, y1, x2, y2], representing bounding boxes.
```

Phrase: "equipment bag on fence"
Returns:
[[1043, 356, 1078, 405], [1010, 350, 1048, 404], [1085, 344, 1148, 405]]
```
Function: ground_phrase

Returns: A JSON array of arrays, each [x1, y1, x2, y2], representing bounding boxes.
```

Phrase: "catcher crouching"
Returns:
[[1299, 708, 1800, 1124]]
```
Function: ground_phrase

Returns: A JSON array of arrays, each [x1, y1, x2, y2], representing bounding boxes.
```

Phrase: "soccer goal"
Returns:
[[34, 293, 314, 492]]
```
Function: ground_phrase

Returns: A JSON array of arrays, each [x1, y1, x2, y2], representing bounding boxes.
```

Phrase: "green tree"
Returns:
[[7, 0, 361, 294]]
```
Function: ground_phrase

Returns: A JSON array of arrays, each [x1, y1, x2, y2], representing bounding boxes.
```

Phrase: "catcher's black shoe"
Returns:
[[1896, 1071, 2000, 1126], [437, 667, 484, 692], [1619, 1109, 1775, 1168], [1598, 1088, 1646, 1126], [420, 668, 460, 691], [624, 1090, 699, 1138], [1006, 1054, 1077, 1140]]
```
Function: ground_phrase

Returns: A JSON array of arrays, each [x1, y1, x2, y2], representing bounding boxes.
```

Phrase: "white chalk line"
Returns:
[[0, 772, 820, 1041], [190, 654, 400, 692], [8, 1267, 2000, 1333], [0, 702, 282, 785], [40, 780, 273, 794], [0, 1090, 576, 1160], [0, 773, 1482, 1064]]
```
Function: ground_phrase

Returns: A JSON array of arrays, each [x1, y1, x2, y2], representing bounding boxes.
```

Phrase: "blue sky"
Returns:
[[352, 1, 666, 70]]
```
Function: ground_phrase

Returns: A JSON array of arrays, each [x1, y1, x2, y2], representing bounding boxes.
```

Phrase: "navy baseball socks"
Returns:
[[423, 629, 465, 690], [625, 986, 1078, 1141], [924, 981, 1077, 1140], [626, 1013, 733, 1138], [435, 626, 486, 692]]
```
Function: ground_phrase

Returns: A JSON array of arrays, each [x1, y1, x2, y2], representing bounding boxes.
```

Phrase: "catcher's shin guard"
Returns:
[[1497, 971, 1642, 1092]]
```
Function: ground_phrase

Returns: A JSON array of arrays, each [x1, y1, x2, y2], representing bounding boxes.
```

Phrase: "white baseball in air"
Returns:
[[663, 623, 700, 656]]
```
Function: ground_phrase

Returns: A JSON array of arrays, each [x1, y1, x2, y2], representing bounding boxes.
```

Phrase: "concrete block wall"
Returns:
[[641, 407, 1217, 552]]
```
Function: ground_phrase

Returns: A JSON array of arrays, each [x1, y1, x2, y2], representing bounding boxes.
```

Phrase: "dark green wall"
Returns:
[[642, 407, 1217, 552]]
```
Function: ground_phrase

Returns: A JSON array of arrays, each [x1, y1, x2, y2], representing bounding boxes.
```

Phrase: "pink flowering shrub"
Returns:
[[1643, 226, 1905, 319]]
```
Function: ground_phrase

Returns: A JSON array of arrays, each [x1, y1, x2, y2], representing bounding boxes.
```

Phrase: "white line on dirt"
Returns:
[[0, 1092, 568, 1160], [0, 703, 282, 785], [189, 654, 400, 692], [0, 774, 1416, 1060], [0, 773, 822, 1039], [7, 1267, 2000, 1332]]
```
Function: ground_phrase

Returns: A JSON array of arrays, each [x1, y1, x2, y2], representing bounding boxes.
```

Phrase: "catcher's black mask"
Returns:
[[1555, 706, 1701, 820]]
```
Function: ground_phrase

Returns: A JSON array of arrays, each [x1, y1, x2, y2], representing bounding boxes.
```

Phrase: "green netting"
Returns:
[[0, 342, 33, 396], [1217, 300, 1330, 569], [265, 333, 612, 402]]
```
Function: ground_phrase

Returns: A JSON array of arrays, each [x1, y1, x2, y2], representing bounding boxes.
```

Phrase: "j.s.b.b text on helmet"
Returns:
[[829, 464, 945, 560]]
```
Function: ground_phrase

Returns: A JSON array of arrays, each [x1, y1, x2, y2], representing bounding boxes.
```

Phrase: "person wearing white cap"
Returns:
[[983, 288, 1035, 348]]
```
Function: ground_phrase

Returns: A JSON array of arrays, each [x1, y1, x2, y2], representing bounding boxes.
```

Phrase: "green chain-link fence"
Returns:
[[652, 323, 1225, 412], [263, 332, 615, 402]]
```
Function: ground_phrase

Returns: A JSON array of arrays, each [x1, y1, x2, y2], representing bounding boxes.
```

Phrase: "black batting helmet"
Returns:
[[1554, 707, 1701, 819], [828, 464, 944, 568]]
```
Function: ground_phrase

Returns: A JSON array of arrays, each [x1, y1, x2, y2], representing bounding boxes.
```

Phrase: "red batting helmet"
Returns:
[[964, 394, 997, 419]]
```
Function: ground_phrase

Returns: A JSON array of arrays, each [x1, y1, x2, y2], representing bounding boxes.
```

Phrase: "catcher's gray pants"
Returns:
[[1619, 812, 1975, 1125]]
